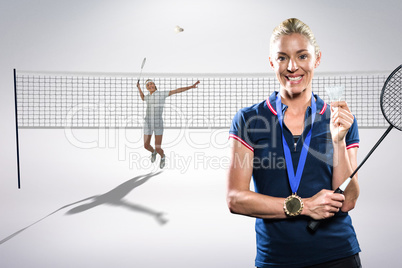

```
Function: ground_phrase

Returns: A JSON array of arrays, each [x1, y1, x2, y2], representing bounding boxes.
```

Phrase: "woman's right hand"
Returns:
[[302, 189, 345, 220]]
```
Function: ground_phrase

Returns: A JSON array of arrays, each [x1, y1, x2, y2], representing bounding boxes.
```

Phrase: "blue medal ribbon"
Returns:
[[275, 92, 316, 194]]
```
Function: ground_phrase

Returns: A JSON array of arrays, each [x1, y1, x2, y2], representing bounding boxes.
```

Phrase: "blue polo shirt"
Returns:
[[229, 91, 360, 267]]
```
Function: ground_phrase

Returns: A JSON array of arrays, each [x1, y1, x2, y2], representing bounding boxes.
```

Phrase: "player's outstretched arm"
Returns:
[[136, 81, 145, 101], [169, 80, 200, 96]]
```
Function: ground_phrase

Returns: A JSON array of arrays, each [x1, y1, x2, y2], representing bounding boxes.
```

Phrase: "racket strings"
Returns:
[[381, 67, 402, 130]]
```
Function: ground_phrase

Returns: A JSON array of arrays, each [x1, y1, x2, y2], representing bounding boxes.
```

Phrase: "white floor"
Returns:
[[0, 128, 401, 267]]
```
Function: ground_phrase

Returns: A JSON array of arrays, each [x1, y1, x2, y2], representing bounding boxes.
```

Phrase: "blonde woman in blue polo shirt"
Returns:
[[137, 79, 200, 169], [227, 18, 361, 267]]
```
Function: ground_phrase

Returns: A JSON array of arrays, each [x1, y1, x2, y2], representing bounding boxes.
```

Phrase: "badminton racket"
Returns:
[[308, 64, 402, 232], [137, 57, 146, 84]]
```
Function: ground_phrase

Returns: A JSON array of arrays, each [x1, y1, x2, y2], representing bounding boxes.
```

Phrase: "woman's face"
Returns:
[[269, 33, 321, 98], [146, 82, 156, 93]]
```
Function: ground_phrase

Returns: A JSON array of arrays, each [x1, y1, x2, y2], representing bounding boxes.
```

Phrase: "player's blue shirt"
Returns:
[[229, 91, 360, 268]]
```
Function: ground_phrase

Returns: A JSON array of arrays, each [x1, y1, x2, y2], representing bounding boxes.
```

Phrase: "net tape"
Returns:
[[15, 71, 389, 129]]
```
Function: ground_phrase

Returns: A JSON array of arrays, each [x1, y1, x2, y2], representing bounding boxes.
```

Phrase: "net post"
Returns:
[[13, 68, 21, 189]]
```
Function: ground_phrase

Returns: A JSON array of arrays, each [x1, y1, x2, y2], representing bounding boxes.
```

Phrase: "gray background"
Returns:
[[1, 0, 401, 267]]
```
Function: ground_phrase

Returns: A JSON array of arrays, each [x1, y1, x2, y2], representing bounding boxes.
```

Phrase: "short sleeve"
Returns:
[[162, 91, 170, 98], [229, 109, 254, 151], [345, 116, 360, 149]]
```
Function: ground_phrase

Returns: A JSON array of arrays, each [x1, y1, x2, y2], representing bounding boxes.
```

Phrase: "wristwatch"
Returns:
[[284, 193, 304, 217]]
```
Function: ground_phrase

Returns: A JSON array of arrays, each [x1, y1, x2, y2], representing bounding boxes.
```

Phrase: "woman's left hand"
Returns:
[[191, 80, 200, 88], [330, 101, 354, 143]]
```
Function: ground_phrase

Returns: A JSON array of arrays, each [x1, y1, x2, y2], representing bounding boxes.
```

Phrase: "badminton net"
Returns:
[[14, 70, 389, 129]]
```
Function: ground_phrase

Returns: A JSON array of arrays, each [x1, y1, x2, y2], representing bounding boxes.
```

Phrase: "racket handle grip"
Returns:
[[334, 187, 344, 194], [307, 219, 321, 232], [307, 187, 344, 233]]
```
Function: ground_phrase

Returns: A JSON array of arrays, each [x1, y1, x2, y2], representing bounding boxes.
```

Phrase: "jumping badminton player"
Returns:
[[227, 18, 361, 267], [136, 79, 200, 169]]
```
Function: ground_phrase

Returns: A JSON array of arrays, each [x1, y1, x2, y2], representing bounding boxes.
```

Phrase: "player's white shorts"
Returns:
[[144, 119, 163, 135]]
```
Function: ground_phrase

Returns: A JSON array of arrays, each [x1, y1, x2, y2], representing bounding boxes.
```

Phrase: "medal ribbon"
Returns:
[[275, 93, 316, 194]]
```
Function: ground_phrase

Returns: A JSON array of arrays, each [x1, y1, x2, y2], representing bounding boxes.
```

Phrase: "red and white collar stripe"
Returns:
[[266, 99, 277, 115], [266, 99, 327, 115], [319, 102, 327, 115]]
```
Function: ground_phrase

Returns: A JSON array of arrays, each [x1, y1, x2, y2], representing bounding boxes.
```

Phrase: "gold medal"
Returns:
[[284, 193, 304, 217]]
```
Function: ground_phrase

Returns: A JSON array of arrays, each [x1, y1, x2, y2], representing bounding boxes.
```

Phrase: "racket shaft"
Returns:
[[349, 125, 393, 178], [307, 125, 393, 232]]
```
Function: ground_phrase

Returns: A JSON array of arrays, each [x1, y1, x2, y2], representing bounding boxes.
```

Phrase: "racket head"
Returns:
[[141, 57, 146, 69], [380, 64, 402, 131]]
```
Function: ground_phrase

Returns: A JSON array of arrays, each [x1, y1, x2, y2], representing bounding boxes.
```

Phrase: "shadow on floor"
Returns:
[[0, 171, 166, 245]]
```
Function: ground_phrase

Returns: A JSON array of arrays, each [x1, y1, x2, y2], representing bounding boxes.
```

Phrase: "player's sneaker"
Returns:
[[160, 156, 166, 169], [151, 150, 157, 163]]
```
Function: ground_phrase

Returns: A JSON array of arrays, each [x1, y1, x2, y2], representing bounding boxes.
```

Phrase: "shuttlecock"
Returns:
[[325, 84, 344, 102], [174, 25, 184, 33]]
